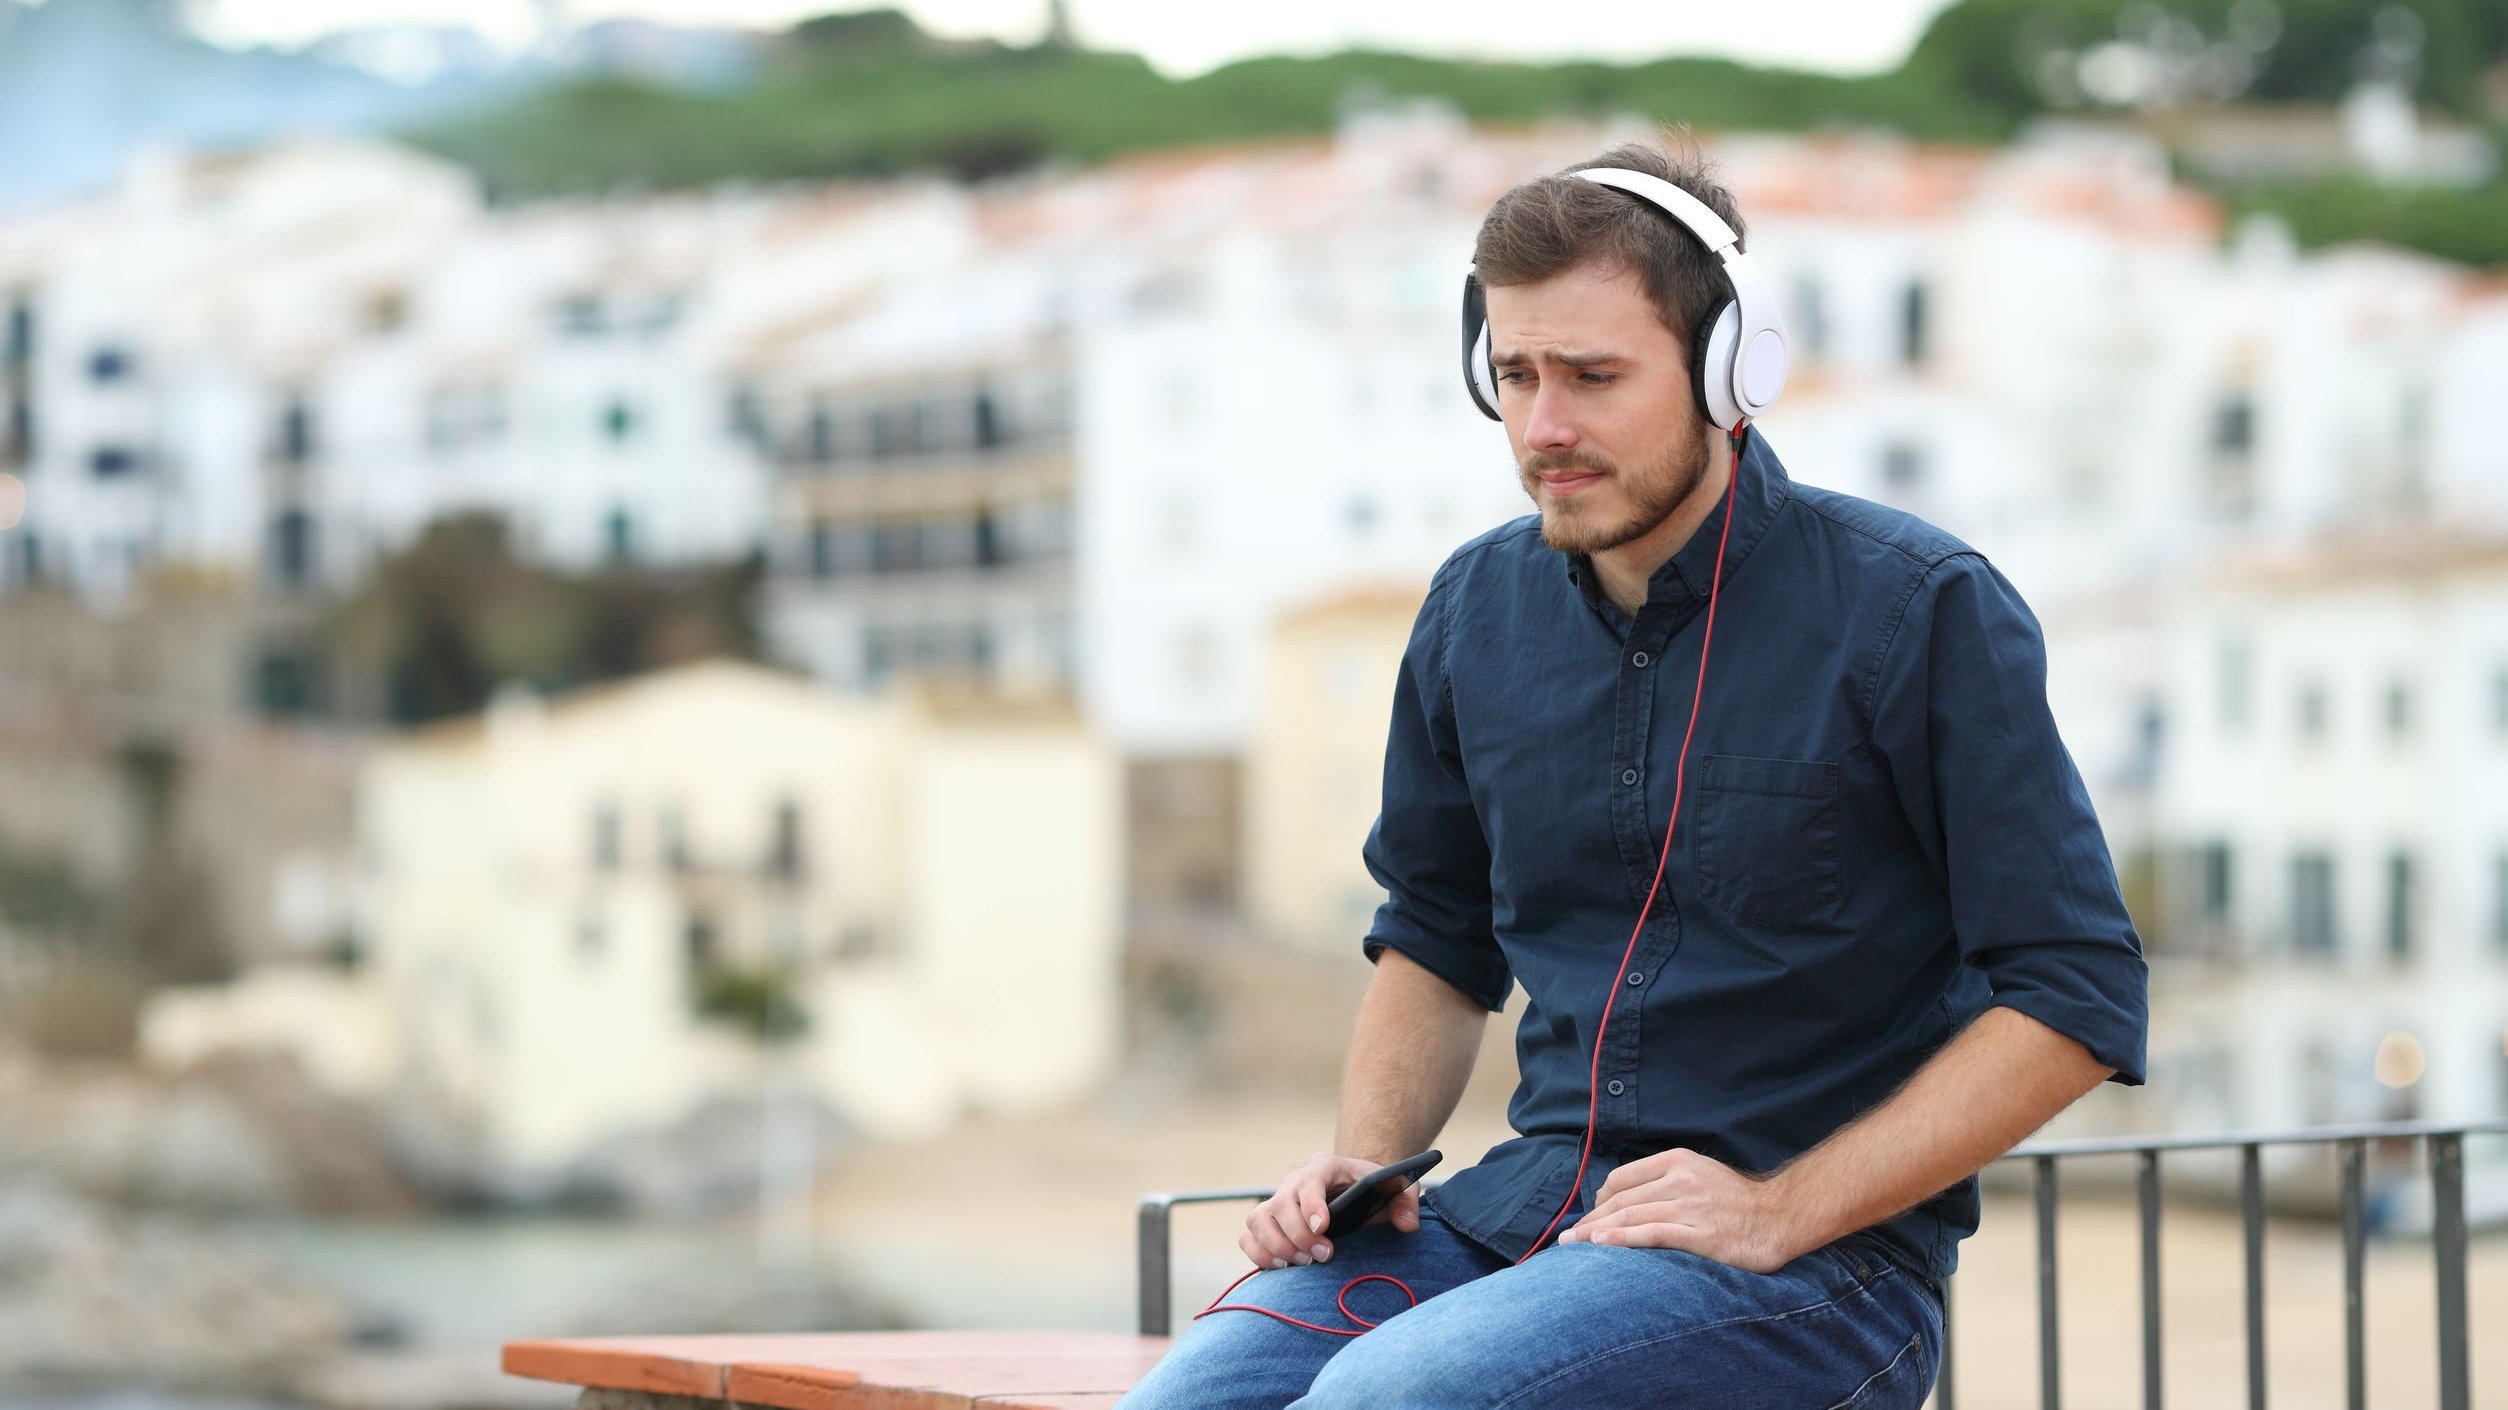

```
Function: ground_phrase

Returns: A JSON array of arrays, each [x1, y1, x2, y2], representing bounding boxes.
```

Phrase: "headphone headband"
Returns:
[[1461, 165, 1789, 430]]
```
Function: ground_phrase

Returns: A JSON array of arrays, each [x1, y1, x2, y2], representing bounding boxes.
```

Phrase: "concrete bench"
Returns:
[[502, 1331, 1173, 1409]]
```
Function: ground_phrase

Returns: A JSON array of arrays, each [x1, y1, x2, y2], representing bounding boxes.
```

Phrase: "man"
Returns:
[[1116, 140, 2147, 1410]]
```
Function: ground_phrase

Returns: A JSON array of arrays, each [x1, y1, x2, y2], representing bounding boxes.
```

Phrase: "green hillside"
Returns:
[[405, 1, 2508, 264]]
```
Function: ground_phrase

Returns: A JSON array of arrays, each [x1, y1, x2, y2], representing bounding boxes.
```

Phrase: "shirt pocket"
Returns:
[[1691, 754, 1843, 928]]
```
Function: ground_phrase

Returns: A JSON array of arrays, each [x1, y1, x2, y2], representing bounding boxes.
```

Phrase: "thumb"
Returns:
[[1392, 1183, 1421, 1232]]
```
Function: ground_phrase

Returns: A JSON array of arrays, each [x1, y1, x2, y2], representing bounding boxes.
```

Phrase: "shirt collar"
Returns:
[[1562, 426, 1792, 612]]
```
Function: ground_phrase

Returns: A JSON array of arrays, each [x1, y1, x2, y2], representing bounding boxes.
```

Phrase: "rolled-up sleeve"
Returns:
[[1870, 553, 2148, 1084], [1359, 563, 1512, 1012]]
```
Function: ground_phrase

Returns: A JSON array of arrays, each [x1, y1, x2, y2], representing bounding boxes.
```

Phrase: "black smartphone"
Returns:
[[1324, 1150, 1442, 1237]]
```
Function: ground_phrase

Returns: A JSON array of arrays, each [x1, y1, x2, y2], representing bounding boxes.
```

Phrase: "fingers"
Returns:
[[1560, 1201, 1692, 1244], [1244, 1153, 1347, 1270]]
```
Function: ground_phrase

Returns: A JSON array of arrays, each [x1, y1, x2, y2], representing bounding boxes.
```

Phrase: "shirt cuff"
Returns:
[[1982, 958, 2148, 1087], [1362, 934, 1511, 1013]]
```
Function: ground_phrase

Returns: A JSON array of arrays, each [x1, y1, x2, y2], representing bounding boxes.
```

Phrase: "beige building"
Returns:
[[145, 658, 1123, 1187], [1242, 585, 1425, 955]]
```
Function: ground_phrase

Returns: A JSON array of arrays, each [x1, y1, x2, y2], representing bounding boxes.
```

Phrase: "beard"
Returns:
[[1517, 433, 1712, 556]]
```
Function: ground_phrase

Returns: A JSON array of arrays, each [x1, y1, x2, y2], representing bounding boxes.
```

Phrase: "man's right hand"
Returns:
[[1239, 1151, 1420, 1270]]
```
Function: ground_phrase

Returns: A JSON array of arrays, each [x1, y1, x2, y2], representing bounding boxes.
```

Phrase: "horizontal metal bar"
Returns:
[[2008, 1117, 2508, 1162]]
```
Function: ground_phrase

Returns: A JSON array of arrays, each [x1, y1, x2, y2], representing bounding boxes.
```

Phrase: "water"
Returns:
[[244, 1213, 742, 1346]]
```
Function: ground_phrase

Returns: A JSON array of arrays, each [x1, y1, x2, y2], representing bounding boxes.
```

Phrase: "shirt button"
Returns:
[[1627, 971, 1644, 985], [1606, 1080, 1625, 1096], [1631, 651, 1650, 668], [1620, 768, 1640, 786]]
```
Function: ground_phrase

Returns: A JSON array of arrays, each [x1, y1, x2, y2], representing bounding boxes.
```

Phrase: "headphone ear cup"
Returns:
[[1691, 298, 1744, 430], [1461, 272, 1501, 421]]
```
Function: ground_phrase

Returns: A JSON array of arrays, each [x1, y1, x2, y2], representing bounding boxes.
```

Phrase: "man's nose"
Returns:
[[1523, 379, 1578, 451]]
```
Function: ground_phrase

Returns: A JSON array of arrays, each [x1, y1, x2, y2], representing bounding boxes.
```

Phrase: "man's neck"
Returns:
[[1589, 446, 1732, 617]]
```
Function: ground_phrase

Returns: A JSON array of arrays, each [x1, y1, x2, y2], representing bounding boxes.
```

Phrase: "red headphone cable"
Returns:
[[1194, 425, 1748, 1337]]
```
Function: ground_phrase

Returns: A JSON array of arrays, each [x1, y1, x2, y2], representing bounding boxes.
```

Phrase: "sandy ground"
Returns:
[[809, 1068, 2506, 1409]]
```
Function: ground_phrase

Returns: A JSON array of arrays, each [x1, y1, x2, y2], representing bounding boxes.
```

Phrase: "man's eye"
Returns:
[[1498, 369, 1532, 385], [1579, 371, 1615, 385]]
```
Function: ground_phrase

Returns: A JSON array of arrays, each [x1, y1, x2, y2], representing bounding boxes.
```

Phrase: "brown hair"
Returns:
[[1471, 135, 1745, 347]]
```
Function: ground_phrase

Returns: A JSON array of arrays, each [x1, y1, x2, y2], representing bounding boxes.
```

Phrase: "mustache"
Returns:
[[1523, 450, 1615, 477]]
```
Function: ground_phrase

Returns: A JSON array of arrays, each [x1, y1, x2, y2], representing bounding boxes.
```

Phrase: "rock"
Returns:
[[0, 1177, 355, 1396]]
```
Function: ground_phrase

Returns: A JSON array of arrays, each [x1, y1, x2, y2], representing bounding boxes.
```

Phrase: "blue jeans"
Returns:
[[1117, 1206, 1940, 1410]]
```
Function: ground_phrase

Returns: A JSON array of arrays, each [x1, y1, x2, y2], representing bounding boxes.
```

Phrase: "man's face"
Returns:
[[1485, 259, 1710, 556]]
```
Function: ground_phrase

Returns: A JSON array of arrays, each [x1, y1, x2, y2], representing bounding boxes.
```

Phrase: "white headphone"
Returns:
[[1461, 167, 1789, 431]]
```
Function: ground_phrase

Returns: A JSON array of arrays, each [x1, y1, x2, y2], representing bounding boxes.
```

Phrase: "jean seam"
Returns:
[[1484, 1273, 1849, 1409], [1822, 1328, 1923, 1410]]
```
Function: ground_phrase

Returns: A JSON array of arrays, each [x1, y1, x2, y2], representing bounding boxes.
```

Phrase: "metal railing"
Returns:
[[1135, 1119, 2507, 1408]]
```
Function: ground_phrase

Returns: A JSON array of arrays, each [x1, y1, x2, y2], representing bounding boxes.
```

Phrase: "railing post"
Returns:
[[2339, 1138, 2366, 1410], [1938, 1273, 1957, 1410], [2138, 1149, 2162, 1410], [2433, 1133, 2469, 1410], [2036, 1155, 2061, 1410], [1138, 1196, 1173, 1336], [2241, 1143, 2265, 1410]]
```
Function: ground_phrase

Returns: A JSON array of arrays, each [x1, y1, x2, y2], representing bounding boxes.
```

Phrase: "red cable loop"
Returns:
[[1196, 427, 1748, 1335]]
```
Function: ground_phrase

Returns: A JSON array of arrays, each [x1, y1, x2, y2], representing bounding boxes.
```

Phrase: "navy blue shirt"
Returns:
[[1362, 429, 2148, 1288]]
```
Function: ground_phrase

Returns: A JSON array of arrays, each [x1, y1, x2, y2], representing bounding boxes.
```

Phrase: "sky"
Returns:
[[166, 0, 1961, 78]]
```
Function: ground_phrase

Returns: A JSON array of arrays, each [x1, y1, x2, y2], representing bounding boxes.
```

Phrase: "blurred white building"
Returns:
[[145, 659, 1124, 1190], [0, 140, 967, 608], [2043, 535, 2508, 1199]]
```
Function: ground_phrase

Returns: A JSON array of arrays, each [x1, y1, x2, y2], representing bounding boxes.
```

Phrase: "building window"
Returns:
[[3, 297, 31, 363], [576, 914, 605, 961], [268, 508, 314, 588], [768, 800, 804, 880], [3, 399, 31, 464], [557, 295, 604, 338], [254, 647, 319, 719], [87, 346, 132, 383], [277, 395, 316, 465], [2219, 637, 2251, 734], [602, 399, 637, 444], [869, 403, 915, 458], [2384, 679, 2412, 739], [1899, 279, 1929, 367], [426, 385, 506, 453], [2385, 851, 2414, 963], [2197, 840, 2234, 921], [683, 913, 718, 970], [1792, 274, 1826, 363], [592, 803, 622, 873], [726, 385, 768, 450], [2290, 851, 2338, 959], [2494, 853, 2508, 955], [1881, 441, 1924, 493], [808, 521, 836, 580], [2297, 680, 2328, 743], [806, 404, 837, 465], [2212, 394, 2254, 455], [871, 521, 921, 574], [89, 445, 137, 478], [974, 388, 1004, 449], [660, 804, 689, 872], [605, 508, 634, 563]]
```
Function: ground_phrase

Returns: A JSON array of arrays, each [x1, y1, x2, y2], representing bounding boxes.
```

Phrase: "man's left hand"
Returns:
[[1554, 1148, 1814, 1273]]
